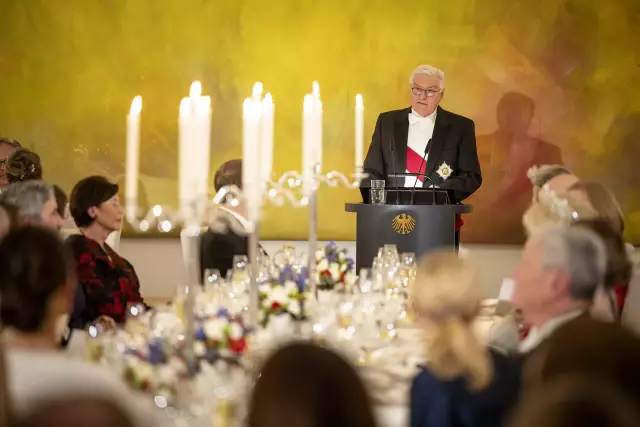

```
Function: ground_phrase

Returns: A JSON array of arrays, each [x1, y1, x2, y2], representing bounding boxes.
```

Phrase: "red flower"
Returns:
[[271, 302, 281, 310], [320, 270, 332, 278], [229, 338, 247, 353]]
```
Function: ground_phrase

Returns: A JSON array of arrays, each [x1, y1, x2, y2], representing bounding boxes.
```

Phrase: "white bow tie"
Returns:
[[408, 112, 433, 125]]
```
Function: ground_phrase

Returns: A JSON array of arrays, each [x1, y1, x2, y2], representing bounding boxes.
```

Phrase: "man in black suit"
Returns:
[[363, 65, 482, 202], [199, 159, 252, 281]]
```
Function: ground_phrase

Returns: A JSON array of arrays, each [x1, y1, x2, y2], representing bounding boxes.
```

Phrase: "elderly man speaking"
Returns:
[[363, 65, 482, 202]]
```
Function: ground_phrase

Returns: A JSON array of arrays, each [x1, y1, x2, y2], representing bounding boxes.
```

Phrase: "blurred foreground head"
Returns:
[[249, 341, 377, 427], [15, 397, 134, 427]]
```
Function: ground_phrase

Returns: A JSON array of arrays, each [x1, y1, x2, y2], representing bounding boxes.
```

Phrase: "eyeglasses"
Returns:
[[411, 86, 441, 98]]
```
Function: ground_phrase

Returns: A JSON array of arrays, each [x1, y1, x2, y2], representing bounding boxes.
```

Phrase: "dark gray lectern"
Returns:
[[345, 203, 471, 270]]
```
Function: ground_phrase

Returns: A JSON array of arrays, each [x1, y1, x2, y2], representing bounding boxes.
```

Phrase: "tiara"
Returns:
[[538, 184, 580, 222]]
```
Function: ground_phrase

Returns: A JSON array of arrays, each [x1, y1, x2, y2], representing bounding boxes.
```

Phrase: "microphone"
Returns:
[[390, 138, 401, 205], [410, 139, 437, 205]]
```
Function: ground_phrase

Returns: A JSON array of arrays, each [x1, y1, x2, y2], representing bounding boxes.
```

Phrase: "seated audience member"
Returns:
[[512, 226, 607, 354], [0, 137, 21, 189], [0, 181, 64, 230], [571, 219, 633, 322], [409, 252, 521, 427], [200, 159, 254, 280], [249, 341, 377, 427], [16, 397, 134, 427], [507, 377, 639, 427], [66, 176, 148, 325], [5, 147, 42, 184], [0, 227, 155, 426], [526, 164, 578, 203], [569, 180, 625, 235], [521, 317, 640, 404]]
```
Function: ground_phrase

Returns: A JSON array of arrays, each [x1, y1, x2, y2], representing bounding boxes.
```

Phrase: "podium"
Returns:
[[345, 200, 471, 271]]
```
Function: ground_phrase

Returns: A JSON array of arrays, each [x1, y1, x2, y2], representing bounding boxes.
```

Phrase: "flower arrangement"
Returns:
[[121, 336, 190, 401], [194, 308, 250, 363], [315, 241, 355, 291], [259, 263, 307, 326]]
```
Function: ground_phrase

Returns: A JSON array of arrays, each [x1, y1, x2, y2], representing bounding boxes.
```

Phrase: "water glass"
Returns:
[[370, 180, 386, 204], [204, 268, 222, 289]]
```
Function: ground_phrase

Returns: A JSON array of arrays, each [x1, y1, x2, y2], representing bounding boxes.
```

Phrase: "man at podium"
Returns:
[[363, 65, 482, 202]]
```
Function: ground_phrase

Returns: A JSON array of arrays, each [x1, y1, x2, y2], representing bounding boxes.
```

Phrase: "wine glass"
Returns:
[[204, 268, 222, 290]]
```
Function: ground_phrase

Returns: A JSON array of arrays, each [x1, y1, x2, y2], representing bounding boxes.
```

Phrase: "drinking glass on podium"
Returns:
[[370, 180, 386, 204]]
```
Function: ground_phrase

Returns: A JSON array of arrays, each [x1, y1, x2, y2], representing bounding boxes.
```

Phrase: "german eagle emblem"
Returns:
[[392, 213, 416, 235]]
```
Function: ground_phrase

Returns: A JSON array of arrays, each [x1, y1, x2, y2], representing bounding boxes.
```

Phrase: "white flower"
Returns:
[[258, 283, 271, 294], [315, 249, 325, 262], [194, 341, 207, 357], [338, 251, 346, 261], [317, 258, 329, 271], [288, 300, 301, 316], [203, 318, 227, 341], [229, 322, 244, 340], [339, 263, 348, 273], [157, 364, 179, 385], [329, 262, 341, 281], [284, 280, 298, 295], [267, 285, 290, 306]]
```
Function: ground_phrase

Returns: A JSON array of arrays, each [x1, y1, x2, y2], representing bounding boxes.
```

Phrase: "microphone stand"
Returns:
[[390, 138, 400, 205]]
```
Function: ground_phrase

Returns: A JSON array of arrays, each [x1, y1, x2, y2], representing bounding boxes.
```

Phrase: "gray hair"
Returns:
[[0, 180, 54, 223], [409, 65, 445, 90], [527, 164, 573, 189], [538, 226, 607, 302]]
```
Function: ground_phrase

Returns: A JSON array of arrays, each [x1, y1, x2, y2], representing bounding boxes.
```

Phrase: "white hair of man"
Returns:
[[0, 180, 53, 223], [538, 225, 607, 302], [409, 65, 445, 90], [527, 164, 573, 189]]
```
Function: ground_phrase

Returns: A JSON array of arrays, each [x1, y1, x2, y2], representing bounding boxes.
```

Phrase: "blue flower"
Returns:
[[194, 327, 207, 341], [217, 308, 229, 318], [148, 340, 167, 365]]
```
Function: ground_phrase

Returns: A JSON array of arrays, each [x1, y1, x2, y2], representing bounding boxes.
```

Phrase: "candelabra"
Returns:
[[124, 169, 366, 330]]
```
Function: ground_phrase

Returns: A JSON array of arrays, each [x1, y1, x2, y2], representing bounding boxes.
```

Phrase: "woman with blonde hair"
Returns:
[[409, 252, 521, 427]]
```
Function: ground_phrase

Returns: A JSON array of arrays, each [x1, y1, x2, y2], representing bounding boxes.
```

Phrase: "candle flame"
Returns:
[[312, 81, 320, 97], [252, 82, 263, 100], [356, 94, 363, 108], [130, 96, 142, 115], [190, 81, 202, 98]]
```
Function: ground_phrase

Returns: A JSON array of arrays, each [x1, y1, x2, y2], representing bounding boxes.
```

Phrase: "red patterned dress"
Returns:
[[66, 234, 148, 324]]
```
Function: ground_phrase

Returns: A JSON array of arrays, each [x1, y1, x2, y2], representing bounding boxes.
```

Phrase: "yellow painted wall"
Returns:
[[1, 0, 639, 243]]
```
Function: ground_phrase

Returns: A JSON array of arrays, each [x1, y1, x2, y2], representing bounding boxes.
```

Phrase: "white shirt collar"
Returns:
[[409, 108, 437, 124], [219, 206, 253, 232], [519, 309, 584, 354]]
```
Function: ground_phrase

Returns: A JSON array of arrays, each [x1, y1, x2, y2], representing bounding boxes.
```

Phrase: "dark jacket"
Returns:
[[363, 106, 482, 202], [65, 234, 148, 324], [410, 349, 521, 427], [199, 212, 251, 281]]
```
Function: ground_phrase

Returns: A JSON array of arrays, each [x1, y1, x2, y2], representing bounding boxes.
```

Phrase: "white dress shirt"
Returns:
[[519, 309, 584, 353], [404, 108, 437, 187]]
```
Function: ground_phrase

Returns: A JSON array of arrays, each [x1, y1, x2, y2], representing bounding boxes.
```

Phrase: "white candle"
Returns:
[[302, 94, 315, 196], [178, 81, 212, 224], [355, 94, 364, 173], [261, 93, 274, 188], [242, 83, 263, 223], [125, 96, 142, 223], [302, 82, 323, 196], [312, 82, 323, 173]]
